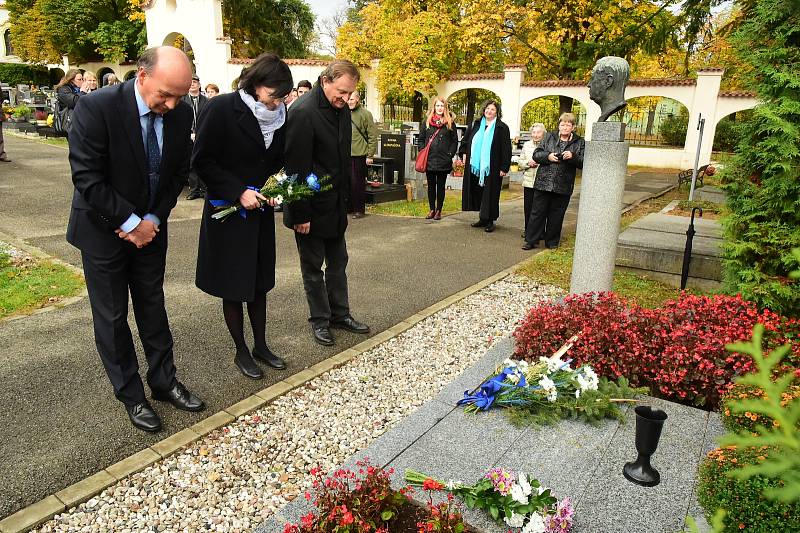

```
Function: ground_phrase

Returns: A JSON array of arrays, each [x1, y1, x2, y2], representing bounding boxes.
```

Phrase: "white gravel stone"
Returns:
[[33, 275, 561, 532]]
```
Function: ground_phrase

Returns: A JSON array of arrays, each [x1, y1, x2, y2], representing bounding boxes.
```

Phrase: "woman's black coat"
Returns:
[[193, 91, 285, 302], [56, 85, 82, 110], [532, 131, 585, 196], [458, 118, 512, 220], [417, 121, 459, 173]]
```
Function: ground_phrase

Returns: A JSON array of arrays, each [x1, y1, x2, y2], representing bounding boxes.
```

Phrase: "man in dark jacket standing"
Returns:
[[182, 74, 209, 200], [66, 47, 205, 432], [283, 60, 371, 346]]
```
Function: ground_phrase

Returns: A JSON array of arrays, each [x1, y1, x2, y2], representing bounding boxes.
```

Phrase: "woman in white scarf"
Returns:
[[193, 53, 293, 380]]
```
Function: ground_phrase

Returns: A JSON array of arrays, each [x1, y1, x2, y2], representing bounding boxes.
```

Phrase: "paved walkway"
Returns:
[[0, 133, 675, 518]]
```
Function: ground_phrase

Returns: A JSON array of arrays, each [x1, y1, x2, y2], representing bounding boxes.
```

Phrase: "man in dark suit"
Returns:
[[67, 46, 205, 432], [182, 74, 209, 200], [283, 60, 371, 346]]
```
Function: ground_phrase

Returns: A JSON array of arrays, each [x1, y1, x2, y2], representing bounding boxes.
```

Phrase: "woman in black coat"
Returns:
[[193, 53, 292, 379], [523, 112, 585, 250], [458, 100, 512, 232], [417, 96, 459, 220], [55, 69, 90, 134]]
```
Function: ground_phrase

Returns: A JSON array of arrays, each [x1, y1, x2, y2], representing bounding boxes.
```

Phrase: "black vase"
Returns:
[[623, 405, 668, 487]]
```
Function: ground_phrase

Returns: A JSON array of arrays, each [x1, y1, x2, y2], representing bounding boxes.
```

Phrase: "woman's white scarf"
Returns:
[[238, 89, 285, 150]]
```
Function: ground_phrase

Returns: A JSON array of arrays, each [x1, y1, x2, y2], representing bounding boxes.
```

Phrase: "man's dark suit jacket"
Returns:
[[66, 80, 192, 257], [181, 93, 209, 133], [282, 82, 351, 240]]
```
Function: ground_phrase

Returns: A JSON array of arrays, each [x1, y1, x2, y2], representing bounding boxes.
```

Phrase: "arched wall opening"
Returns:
[[520, 96, 587, 139], [445, 88, 502, 127], [123, 70, 137, 81], [96, 67, 116, 87], [712, 109, 753, 154], [163, 32, 196, 66], [3, 29, 13, 56], [622, 96, 690, 147]]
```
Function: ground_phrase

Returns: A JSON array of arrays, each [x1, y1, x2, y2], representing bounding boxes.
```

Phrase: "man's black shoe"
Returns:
[[152, 382, 206, 411], [484, 222, 495, 233], [471, 220, 488, 228], [521, 242, 536, 250], [331, 316, 370, 334], [234, 349, 264, 379], [252, 345, 287, 370], [312, 326, 335, 346], [126, 402, 162, 433]]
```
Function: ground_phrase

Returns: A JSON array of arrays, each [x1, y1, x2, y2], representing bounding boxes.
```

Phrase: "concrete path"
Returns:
[[260, 338, 722, 533], [0, 133, 675, 518]]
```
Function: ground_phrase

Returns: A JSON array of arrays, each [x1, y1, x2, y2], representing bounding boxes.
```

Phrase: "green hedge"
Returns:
[[0, 63, 50, 87], [697, 446, 800, 532]]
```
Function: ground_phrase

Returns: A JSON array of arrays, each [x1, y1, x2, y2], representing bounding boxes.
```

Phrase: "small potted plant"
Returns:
[[12, 104, 31, 123]]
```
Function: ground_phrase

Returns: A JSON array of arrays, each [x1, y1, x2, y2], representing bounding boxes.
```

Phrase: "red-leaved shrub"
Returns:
[[513, 292, 800, 407]]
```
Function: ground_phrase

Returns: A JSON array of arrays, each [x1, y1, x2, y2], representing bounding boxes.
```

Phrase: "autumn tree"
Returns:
[[338, 0, 681, 113], [222, 0, 315, 59], [7, 0, 146, 64]]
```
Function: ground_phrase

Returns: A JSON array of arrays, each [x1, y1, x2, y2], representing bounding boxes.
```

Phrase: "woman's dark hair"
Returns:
[[237, 53, 293, 99], [479, 99, 502, 120]]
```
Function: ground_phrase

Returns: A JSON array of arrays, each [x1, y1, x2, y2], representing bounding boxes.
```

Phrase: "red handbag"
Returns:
[[415, 127, 442, 173]]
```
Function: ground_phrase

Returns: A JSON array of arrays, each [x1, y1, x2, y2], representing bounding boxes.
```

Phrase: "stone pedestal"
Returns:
[[570, 122, 629, 294]]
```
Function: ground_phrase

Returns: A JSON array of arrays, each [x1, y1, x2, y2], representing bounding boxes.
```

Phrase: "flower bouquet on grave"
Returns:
[[457, 336, 646, 426], [406, 468, 574, 532], [210, 169, 331, 221]]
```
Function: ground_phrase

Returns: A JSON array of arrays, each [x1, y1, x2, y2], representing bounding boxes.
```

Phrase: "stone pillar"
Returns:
[[502, 65, 524, 138], [682, 68, 723, 168], [365, 59, 382, 122], [570, 122, 630, 294]]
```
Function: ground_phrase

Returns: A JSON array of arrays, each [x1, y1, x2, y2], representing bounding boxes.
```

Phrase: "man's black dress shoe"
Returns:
[[252, 345, 287, 370], [312, 326, 335, 346], [126, 402, 162, 433], [521, 242, 537, 250], [484, 222, 495, 233], [471, 220, 488, 228], [234, 349, 264, 379], [331, 316, 370, 334], [152, 382, 206, 411]]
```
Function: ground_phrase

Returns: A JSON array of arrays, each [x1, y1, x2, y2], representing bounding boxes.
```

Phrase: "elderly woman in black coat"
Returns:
[[522, 112, 584, 250], [458, 100, 512, 232], [193, 53, 292, 379]]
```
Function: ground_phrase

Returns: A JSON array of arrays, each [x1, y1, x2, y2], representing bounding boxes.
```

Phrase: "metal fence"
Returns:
[[521, 97, 586, 138], [620, 97, 686, 147], [382, 104, 417, 124]]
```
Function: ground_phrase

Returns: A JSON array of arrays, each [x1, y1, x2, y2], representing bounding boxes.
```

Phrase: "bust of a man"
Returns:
[[588, 56, 630, 122]]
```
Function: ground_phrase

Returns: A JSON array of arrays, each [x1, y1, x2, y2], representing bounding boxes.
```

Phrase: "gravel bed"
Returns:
[[35, 275, 562, 532]]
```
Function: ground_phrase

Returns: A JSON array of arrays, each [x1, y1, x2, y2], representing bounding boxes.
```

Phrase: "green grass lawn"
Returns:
[[516, 187, 714, 308], [367, 188, 522, 217], [0, 249, 84, 319]]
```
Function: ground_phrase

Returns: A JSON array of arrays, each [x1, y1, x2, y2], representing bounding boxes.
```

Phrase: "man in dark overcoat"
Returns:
[[283, 60, 371, 346], [66, 46, 205, 433], [182, 74, 209, 200]]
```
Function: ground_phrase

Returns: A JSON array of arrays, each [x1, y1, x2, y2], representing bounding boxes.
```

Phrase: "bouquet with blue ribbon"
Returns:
[[458, 336, 645, 425], [210, 169, 330, 221]]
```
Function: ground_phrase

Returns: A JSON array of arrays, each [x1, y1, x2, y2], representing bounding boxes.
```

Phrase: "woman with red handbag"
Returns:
[[417, 96, 459, 220]]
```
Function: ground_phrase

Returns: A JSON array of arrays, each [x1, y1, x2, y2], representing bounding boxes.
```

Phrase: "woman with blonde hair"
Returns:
[[417, 96, 459, 220]]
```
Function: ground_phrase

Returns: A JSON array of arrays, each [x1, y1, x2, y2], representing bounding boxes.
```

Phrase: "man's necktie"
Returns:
[[146, 111, 161, 211]]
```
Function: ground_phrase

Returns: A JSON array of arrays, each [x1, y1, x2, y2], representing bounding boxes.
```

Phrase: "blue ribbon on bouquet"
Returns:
[[208, 186, 264, 219], [456, 367, 528, 410]]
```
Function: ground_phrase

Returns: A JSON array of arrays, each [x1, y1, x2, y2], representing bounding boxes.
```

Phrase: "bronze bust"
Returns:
[[588, 56, 630, 122]]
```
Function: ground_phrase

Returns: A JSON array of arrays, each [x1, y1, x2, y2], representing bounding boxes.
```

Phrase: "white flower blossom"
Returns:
[[522, 513, 547, 533], [539, 353, 568, 374], [510, 482, 529, 505], [575, 389, 581, 399], [273, 195, 284, 206], [518, 473, 532, 496], [539, 376, 555, 392], [503, 358, 518, 369], [446, 479, 461, 490], [547, 390, 558, 402], [504, 512, 525, 528], [517, 360, 529, 373], [276, 171, 288, 183], [287, 185, 293, 196]]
